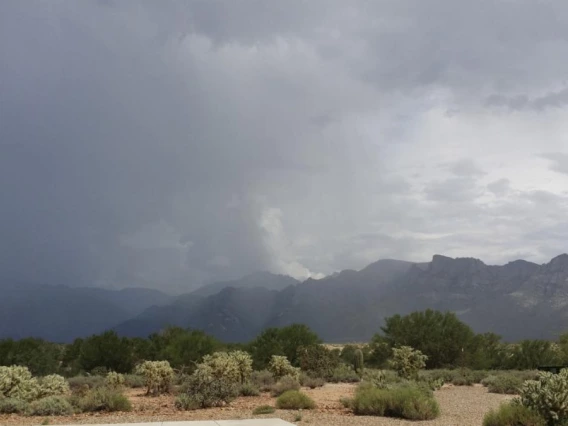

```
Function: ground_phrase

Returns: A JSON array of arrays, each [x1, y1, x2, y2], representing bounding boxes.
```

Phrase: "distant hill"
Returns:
[[7, 254, 568, 343], [190, 271, 298, 297], [113, 255, 568, 342], [0, 283, 173, 342]]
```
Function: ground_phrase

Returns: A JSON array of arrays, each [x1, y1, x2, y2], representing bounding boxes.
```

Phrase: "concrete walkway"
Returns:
[[59, 420, 294, 426]]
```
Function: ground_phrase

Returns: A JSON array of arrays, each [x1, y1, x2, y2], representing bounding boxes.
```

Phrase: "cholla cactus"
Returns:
[[268, 355, 300, 381], [0, 366, 40, 401], [389, 346, 427, 379], [201, 352, 240, 384], [518, 369, 568, 425], [228, 351, 253, 384], [38, 374, 69, 397], [105, 371, 125, 389], [135, 360, 174, 395]]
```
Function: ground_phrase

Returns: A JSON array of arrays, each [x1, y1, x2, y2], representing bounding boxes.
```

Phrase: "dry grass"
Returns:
[[0, 383, 512, 426]]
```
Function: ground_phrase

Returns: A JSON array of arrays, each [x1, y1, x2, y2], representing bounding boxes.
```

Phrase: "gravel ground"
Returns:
[[0, 384, 512, 426]]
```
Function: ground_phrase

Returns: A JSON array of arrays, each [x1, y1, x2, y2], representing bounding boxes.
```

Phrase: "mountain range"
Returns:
[[4, 254, 568, 343]]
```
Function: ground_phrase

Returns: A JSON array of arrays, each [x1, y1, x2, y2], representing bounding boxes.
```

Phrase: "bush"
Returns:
[[0, 397, 28, 414], [270, 376, 301, 397], [105, 372, 125, 389], [135, 360, 174, 396], [389, 346, 427, 380], [517, 369, 568, 425], [67, 375, 104, 392], [301, 375, 325, 389], [486, 374, 524, 395], [483, 402, 546, 426], [239, 382, 260, 396], [38, 375, 69, 398], [174, 393, 200, 411], [269, 355, 300, 381], [253, 404, 276, 415], [297, 345, 339, 378], [251, 370, 275, 392], [276, 390, 316, 410], [327, 364, 360, 383], [71, 387, 132, 412], [123, 374, 145, 388], [0, 365, 40, 401], [26, 396, 74, 416], [349, 383, 439, 420]]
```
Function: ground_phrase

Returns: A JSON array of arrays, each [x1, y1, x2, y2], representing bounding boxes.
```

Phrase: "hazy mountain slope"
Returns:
[[191, 272, 298, 297], [0, 283, 172, 342]]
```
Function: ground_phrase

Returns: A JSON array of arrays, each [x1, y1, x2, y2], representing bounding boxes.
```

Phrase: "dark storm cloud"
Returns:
[[2, 1, 568, 291]]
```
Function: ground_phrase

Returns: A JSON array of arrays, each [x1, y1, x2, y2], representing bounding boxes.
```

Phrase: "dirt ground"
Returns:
[[0, 384, 512, 426]]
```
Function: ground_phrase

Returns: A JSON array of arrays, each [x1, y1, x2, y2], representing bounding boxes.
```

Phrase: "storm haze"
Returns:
[[2, 1, 568, 293]]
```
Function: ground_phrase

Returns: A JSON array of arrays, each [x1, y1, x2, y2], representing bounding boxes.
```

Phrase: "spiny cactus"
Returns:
[[0, 366, 40, 401], [517, 369, 568, 425], [135, 360, 174, 396], [268, 355, 300, 381], [105, 371, 125, 389], [353, 349, 364, 375], [389, 346, 428, 380], [38, 374, 69, 397], [227, 351, 253, 384]]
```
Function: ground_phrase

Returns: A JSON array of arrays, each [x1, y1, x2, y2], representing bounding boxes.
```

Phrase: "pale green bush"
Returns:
[[389, 346, 427, 380], [270, 375, 301, 397], [38, 374, 70, 398], [0, 397, 28, 414], [228, 351, 253, 384], [178, 364, 239, 409], [517, 369, 568, 425], [134, 360, 174, 396], [268, 355, 300, 381], [105, 372, 125, 389], [26, 396, 74, 416], [201, 352, 241, 383], [251, 369, 275, 392], [0, 366, 40, 401]]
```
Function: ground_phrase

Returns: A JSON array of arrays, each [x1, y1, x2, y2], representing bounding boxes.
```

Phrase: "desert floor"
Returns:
[[0, 383, 512, 426]]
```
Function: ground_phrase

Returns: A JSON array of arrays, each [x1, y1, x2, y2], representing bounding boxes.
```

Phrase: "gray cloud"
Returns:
[[2, 1, 568, 292]]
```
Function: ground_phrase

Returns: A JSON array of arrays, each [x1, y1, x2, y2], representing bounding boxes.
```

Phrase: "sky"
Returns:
[[2, 1, 568, 293]]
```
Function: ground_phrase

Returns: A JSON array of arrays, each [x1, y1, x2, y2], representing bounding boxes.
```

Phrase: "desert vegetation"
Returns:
[[2, 309, 568, 425]]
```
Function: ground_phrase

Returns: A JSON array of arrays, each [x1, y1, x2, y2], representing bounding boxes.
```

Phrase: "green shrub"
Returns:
[[71, 387, 132, 412], [301, 376, 325, 389], [327, 364, 360, 383], [486, 374, 524, 395], [389, 346, 427, 380], [269, 355, 300, 381], [174, 393, 200, 411], [135, 360, 174, 396], [67, 375, 104, 392], [0, 397, 28, 414], [297, 345, 339, 378], [270, 376, 301, 397], [0, 365, 40, 401], [276, 390, 316, 410], [239, 382, 260, 396], [26, 396, 74, 416], [517, 369, 568, 425], [253, 404, 276, 415], [451, 374, 474, 386], [349, 383, 439, 420], [251, 370, 275, 392], [105, 372, 125, 389], [483, 402, 546, 426], [123, 374, 145, 388]]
